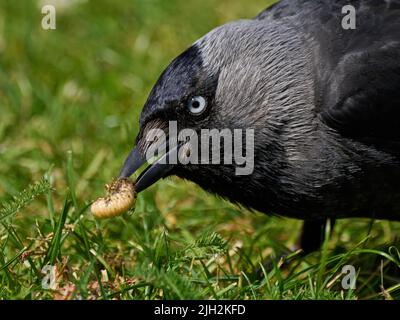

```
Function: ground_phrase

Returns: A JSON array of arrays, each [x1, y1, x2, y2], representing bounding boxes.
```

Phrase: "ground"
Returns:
[[0, 0, 399, 300]]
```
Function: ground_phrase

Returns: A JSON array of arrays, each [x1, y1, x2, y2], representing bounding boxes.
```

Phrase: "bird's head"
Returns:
[[119, 19, 311, 206]]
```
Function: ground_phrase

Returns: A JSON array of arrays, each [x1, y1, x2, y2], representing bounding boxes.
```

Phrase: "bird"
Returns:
[[119, 0, 400, 254]]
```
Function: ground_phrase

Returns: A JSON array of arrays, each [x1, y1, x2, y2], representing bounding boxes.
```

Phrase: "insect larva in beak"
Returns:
[[91, 178, 137, 219]]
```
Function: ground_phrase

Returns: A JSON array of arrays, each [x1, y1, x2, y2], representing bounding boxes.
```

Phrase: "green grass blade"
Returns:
[[43, 197, 72, 266]]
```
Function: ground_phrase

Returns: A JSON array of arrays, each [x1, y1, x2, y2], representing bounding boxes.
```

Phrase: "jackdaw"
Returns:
[[119, 0, 400, 253]]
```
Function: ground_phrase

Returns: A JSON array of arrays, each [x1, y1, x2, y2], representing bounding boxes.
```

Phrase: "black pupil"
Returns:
[[191, 100, 201, 109]]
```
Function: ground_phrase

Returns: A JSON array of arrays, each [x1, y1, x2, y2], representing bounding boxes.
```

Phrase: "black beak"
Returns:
[[119, 144, 179, 193]]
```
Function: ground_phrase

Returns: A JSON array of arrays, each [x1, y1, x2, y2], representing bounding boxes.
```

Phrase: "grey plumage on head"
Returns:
[[196, 19, 315, 132]]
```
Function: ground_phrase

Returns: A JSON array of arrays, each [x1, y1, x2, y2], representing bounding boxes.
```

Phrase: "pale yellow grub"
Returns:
[[91, 178, 136, 219]]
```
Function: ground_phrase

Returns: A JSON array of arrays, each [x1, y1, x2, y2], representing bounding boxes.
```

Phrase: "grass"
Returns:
[[1, 0, 400, 300]]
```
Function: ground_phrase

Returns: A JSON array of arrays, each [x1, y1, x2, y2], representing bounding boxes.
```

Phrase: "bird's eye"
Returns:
[[187, 96, 207, 115]]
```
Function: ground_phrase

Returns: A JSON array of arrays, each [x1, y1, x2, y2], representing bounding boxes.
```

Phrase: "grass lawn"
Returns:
[[1, 0, 400, 300]]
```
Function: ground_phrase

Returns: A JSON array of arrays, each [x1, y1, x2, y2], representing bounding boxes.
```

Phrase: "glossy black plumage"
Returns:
[[259, 0, 400, 149]]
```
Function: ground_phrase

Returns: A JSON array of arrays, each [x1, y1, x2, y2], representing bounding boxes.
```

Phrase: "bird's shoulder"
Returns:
[[256, 0, 400, 22], [258, 0, 400, 154]]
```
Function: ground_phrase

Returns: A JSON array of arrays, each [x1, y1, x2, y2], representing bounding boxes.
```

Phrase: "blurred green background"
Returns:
[[0, 0, 399, 300]]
